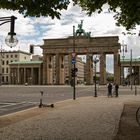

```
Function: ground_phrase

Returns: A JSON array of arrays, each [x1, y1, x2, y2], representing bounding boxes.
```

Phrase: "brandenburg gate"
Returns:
[[41, 21, 120, 85], [41, 35, 120, 85]]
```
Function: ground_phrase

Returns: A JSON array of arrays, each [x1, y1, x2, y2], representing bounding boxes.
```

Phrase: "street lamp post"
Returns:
[[17, 46, 20, 84], [120, 41, 127, 85], [93, 56, 99, 97], [134, 58, 137, 95], [0, 16, 18, 85], [72, 25, 76, 100], [0, 16, 18, 48], [130, 49, 133, 90]]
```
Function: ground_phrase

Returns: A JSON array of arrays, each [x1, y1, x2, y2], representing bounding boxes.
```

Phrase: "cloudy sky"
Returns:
[[0, 1, 140, 73]]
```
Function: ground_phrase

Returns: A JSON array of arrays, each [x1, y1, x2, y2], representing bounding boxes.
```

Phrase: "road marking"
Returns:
[[0, 102, 16, 108], [0, 101, 38, 117]]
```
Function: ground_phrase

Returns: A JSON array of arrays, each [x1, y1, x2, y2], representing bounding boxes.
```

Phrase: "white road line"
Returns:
[[0, 103, 16, 108], [0, 101, 27, 109]]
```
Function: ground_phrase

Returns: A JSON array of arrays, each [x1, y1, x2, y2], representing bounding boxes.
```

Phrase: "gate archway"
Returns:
[[41, 35, 120, 85]]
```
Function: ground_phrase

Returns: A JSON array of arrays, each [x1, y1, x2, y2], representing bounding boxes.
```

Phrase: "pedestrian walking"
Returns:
[[115, 84, 119, 97], [107, 82, 113, 97]]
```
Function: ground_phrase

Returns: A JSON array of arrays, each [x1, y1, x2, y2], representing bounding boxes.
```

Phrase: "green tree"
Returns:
[[73, 0, 140, 30], [0, 0, 140, 30], [107, 76, 114, 82], [0, 0, 70, 19]]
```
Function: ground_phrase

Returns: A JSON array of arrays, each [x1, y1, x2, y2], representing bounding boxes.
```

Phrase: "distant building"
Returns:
[[8, 51, 85, 85], [76, 57, 85, 84], [0, 50, 31, 84], [52, 55, 85, 85], [64, 56, 85, 85], [32, 55, 42, 61], [10, 61, 43, 85]]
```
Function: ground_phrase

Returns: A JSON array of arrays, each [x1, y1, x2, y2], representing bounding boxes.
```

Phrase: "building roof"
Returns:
[[120, 58, 140, 62], [10, 61, 43, 65], [2, 50, 31, 55]]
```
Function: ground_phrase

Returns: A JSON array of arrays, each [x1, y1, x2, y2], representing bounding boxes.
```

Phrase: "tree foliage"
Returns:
[[0, 0, 140, 30], [73, 0, 140, 30], [0, 0, 70, 19]]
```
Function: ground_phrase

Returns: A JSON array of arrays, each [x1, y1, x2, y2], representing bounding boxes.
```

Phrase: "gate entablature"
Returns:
[[42, 36, 120, 55]]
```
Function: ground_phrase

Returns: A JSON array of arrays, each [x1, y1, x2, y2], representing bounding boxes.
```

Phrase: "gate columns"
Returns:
[[85, 54, 93, 85], [100, 53, 106, 85]]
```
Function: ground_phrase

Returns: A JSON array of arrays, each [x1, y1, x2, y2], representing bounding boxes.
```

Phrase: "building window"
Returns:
[[6, 68, 8, 73], [6, 55, 9, 58], [24, 57, 26, 60], [6, 60, 9, 65], [2, 54, 4, 58], [2, 76, 4, 82], [2, 60, 4, 65], [11, 55, 13, 58], [6, 76, 8, 82], [2, 68, 4, 73], [15, 54, 17, 58]]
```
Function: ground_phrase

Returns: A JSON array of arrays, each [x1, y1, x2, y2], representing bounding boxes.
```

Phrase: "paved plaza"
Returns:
[[0, 94, 140, 140]]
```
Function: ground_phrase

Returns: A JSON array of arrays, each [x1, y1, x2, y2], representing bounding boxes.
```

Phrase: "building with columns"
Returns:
[[10, 61, 42, 85], [0, 50, 31, 84], [41, 36, 121, 85], [120, 58, 140, 85]]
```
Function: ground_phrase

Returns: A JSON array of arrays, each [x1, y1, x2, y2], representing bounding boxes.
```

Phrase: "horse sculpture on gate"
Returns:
[[75, 20, 91, 38]]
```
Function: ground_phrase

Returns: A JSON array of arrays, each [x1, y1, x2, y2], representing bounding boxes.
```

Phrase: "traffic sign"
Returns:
[[72, 52, 76, 58], [72, 59, 76, 64]]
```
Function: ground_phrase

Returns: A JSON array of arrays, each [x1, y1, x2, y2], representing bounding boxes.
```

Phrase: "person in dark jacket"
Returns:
[[107, 83, 113, 97], [115, 84, 119, 97]]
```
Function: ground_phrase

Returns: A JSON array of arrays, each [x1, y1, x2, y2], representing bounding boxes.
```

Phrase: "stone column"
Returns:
[[18, 68, 20, 84], [55, 54, 65, 85], [47, 55, 53, 85], [55, 53, 60, 85], [68, 53, 72, 84], [42, 53, 47, 85], [38, 67, 41, 85], [10, 68, 14, 84], [60, 55, 65, 84], [114, 52, 120, 84], [15, 68, 17, 84], [100, 53, 106, 85], [30, 68, 33, 85], [23, 68, 26, 84], [85, 54, 93, 85]]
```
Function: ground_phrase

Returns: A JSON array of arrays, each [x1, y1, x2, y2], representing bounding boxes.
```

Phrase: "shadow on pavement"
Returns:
[[114, 103, 140, 140]]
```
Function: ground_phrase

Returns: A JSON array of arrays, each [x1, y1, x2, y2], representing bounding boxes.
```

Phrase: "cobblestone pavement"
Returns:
[[0, 95, 140, 140]]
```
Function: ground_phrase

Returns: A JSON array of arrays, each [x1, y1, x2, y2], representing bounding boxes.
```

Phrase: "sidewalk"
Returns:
[[114, 102, 140, 140], [0, 95, 140, 140]]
